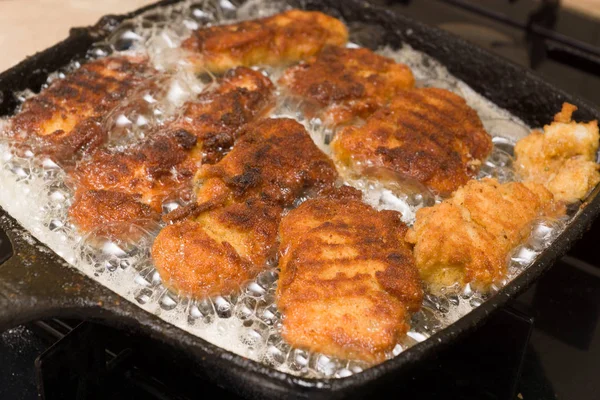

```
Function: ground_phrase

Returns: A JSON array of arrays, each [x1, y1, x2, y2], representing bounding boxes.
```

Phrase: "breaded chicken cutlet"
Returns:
[[69, 130, 200, 237], [277, 186, 423, 363], [174, 66, 275, 164], [69, 67, 274, 238], [182, 10, 348, 73], [515, 103, 600, 203], [6, 55, 154, 162], [332, 87, 492, 195], [152, 118, 338, 297], [405, 178, 565, 291], [279, 46, 415, 126]]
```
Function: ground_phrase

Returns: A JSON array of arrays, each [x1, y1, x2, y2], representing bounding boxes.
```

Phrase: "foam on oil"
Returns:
[[0, 0, 576, 379]]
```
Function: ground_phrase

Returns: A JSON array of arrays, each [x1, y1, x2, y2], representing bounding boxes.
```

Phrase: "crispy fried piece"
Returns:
[[277, 187, 423, 362], [72, 129, 200, 210], [515, 103, 600, 203], [405, 178, 565, 291], [152, 118, 338, 297], [279, 46, 415, 125], [152, 198, 281, 296], [69, 190, 159, 238], [69, 67, 274, 236], [173, 67, 275, 163], [8, 55, 153, 160], [182, 10, 348, 73], [332, 88, 492, 195], [195, 118, 339, 206]]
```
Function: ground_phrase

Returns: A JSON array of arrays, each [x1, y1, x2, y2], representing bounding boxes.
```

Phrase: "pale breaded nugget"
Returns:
[[405, 178, 565, 291], [7, 55, 154, 161], [69, 67, 274, 237], [277, 187, 423, 362], [182, 10, 348, 73], [332, 87, 492, 195], [515, 103, 600, 203], [152, 118, 338, 297], [279, 46, 415, 125]]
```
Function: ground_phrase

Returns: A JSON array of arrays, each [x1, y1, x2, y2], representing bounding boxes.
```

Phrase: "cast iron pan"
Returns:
[[1, 0, 600, 398]]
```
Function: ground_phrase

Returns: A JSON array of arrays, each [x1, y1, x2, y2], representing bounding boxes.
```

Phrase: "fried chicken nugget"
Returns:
[[69, 67, 274, 237], [405, 178, 565, 291], [173, 67, 275, 163], [7, 55, 154, 161], [331, 88, 492, 195], [152, 118, 338, 297], [279, 46, 415, 125], [277, 187, 423, 362], [515, 103, 600, 203], [182, 10, 348, 73]]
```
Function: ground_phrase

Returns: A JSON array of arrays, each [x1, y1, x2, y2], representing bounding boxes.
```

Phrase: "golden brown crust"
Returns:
[[182, 10, 348, 72], [172, 67, 275, 163], [515, 103, 600, 203], [277, 188, 423, 362], [8, 55, 153, 161], [331, 87, 492, 195], [73, 129, 200, 211], [152, 199, 281, 297], [152, 118, 339, 298], [68, 190, 159, 238], [405, 178, 565, 291], [196, 118, 339, 205], [279, 46, 414, 125], [69, 67, 275, 237]]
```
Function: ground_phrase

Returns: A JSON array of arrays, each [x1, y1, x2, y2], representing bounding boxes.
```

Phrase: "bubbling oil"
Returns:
[[0, 0, 580, 379]]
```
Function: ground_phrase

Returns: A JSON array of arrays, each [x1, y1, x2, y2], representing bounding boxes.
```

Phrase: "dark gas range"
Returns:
[[2, 1, 600, 399]]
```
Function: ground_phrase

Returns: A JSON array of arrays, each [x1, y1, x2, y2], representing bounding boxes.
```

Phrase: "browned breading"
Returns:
[[8, 55, 154, 161], [194, 118, 339, 206], [182, 10, 348, 73], [69, 190, 159, 238], [515, 103, 600, 203], [331, 88, 493, 195], [152, 118, 339, 297], [69, 67, 275, 237], [72, 129, 200, 211], [405, 178, 565, 291], [172, 67, 275, 163], [152, 199, 281, 296], [277, 187, 423, 362], [279, 46, 415, 125]]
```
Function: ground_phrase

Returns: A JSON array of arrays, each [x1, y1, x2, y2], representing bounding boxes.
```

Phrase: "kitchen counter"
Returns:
[[0, 0, 155, 72]]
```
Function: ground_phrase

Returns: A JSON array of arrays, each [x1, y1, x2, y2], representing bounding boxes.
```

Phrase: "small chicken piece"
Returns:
[[69, 67, 274, 237], [152, 198, 281, 296], [277, 187, 423, 362], [173, 67, 275, 163], [405, 178, 565, 291], [69, 190, 160, 238], [515, 103, 600, 203], [71, 129, 201, 211], [152, 118, 338, 297], [279, 46, 415, 125], [7, 55, 153, 161], [194, 118, 339, 206], [331, 87, 493, 195], [182, 10, 348, 73]]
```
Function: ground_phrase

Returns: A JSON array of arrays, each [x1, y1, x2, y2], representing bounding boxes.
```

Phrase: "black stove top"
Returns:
[[2, 1, 600, 399]]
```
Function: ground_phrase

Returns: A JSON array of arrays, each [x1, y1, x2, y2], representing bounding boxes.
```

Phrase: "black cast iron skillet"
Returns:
[[1, 0, 600, 398]]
